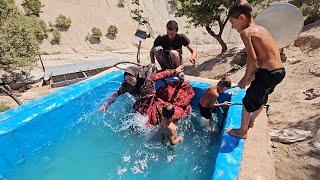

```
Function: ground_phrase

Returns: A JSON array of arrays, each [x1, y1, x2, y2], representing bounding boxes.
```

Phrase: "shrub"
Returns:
[[108, 25, 118, 35], [51, 29, 61, 44], [117, 0, 125, 8], [55, 14, 71, 31], [91, 27, 103, 39], [0, 102, 10, 113], [48, 21, 54, 31], [107, 25, 118, 39]]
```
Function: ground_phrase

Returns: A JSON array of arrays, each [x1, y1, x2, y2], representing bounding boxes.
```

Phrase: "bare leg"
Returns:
[[155, 51, 166, 70], [169, 50, 182, 68], [249, 106, 263, 128], [227, 105, 251, 139]]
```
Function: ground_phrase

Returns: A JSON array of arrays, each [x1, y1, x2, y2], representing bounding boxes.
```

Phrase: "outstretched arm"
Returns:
[[99, 83, 126, 111], [212, 101, 231, 107], [186, 43, 197, 65], [99, 92, 118, 111], [150, 65, 184, 81]]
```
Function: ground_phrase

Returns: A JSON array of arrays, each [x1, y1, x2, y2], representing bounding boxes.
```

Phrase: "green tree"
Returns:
[[91, 27, 103, 40], [51, 29, 61, 44], [176, 0, 261, 53], [130, 0, 148, 25], [21, 0, 42, 17], [0, 0, 39, 72], [55, 14, 72, 31]]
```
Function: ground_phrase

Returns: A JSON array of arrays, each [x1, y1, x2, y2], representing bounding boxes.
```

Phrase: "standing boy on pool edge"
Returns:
[[227, 4, 285, 138]]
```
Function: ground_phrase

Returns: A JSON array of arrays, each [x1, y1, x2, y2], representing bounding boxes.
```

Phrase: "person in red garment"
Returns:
[[155, 77, 194, 123], [99, 64, 195, 126]]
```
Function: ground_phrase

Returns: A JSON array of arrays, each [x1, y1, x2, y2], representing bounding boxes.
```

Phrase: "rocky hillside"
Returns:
[[13, 0, 241, 56]]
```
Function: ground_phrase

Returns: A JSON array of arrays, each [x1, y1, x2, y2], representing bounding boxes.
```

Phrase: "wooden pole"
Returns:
[[137, 41, 141, 64], [38, 54, 45, 72]]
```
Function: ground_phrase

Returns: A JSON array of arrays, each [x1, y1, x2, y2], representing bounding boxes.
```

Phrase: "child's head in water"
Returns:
[[217, 76, 232, 93], [162, 105, 175, 123]]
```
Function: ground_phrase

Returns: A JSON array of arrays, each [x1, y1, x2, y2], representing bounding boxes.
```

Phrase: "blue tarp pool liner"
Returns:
[[0, 70, 246, 179]]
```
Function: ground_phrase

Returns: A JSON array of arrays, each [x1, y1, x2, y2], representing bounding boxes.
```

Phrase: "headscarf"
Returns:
[[125, 66, 147, 79], [124, 64, 156, 81]]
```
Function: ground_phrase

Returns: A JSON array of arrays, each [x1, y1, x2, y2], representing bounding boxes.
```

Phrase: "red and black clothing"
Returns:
[[114, 65, 194, 125]]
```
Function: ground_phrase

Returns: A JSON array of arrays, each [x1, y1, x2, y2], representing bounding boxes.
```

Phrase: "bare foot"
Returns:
[[226, 128, 247, 139]]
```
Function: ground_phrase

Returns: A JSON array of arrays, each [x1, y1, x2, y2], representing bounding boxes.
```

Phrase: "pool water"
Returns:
[[3, 94, 220, 180]]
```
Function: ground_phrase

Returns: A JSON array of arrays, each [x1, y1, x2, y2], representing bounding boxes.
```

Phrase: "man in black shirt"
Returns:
[[150, 20, 197, 70]]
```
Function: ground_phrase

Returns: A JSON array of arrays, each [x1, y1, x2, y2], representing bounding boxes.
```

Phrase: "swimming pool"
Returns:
[[0, 70, 245, 180]]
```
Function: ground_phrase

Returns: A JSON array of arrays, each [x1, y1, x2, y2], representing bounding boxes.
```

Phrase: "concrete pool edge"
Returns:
[[239, 109, 276, 180]]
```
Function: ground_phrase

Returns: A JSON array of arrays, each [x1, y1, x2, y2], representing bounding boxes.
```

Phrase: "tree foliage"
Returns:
[[176, 0, 261, 53], [0, 0, 39, 72], [130, 0, 148, 25], [21, 0, 42, 17], [31, 17, 48, 42]]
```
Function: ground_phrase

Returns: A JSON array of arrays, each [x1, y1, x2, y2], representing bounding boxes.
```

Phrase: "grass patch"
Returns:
[[0, 102, 10, 113]]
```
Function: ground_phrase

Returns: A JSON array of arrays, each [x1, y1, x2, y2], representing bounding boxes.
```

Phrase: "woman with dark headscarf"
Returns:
[[100, 64, 194, 126]]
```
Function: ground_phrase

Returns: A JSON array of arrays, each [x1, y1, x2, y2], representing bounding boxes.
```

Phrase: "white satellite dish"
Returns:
[[255, 3, 304, 49]]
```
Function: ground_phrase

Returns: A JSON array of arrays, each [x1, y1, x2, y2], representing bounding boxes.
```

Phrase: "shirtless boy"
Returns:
[[227, 4, 286, 138]]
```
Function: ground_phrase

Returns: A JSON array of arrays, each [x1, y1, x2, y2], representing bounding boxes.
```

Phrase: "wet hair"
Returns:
[[162, 105, 175, 119], [166, 20, 178, 32], [228, 4, 252, 19], [218, 76, 232, 88]]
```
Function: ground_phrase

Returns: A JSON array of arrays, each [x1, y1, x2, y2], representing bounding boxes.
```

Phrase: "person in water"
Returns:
[[160, 105, 184, 145], [99, 64, 194, 126], [198, 77, 232, 121]]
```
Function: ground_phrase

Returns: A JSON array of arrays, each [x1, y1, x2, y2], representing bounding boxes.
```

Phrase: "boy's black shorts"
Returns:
[[243, 68, 285, 112], [198, 103, 212, 119]]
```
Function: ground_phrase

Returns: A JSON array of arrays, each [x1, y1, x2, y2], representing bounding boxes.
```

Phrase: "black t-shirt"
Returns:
[[153, 33, 190, 55]]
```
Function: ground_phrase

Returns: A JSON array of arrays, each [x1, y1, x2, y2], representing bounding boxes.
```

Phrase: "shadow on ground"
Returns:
[[184, 48, 238, 77]]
